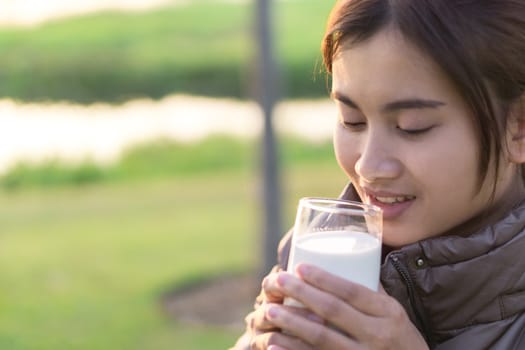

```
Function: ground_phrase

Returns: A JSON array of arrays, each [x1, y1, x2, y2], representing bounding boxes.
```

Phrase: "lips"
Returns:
[[363, 189, 416, 219], [375, 195, 416, 204]]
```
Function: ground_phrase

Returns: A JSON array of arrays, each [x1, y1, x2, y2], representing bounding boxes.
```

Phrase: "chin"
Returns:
[[382, 232, 417, 248]]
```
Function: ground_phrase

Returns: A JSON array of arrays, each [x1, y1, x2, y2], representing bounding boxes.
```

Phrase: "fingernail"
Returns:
[[267, 305, 280, 319], [268, 346, 284, 350], [276, 272, 289, 286], [297, 263, 311, 277]]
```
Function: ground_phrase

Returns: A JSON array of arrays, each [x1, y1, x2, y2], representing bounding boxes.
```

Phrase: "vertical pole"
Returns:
[[255, 0, 282, 277]]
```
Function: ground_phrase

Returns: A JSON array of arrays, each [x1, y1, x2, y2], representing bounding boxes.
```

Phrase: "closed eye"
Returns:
[[398, 125, 435, 135], [342, 121, 367, 131]]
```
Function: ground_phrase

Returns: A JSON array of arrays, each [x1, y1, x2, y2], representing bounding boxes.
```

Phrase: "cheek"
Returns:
[[333, 127, 359, 178], [412, 131, 480, 196]]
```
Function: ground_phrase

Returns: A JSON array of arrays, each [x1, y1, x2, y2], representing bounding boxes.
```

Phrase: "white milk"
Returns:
[[288, 231, 381, 291]]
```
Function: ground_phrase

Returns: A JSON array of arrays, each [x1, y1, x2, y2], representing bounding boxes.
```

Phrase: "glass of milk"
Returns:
[[286, 198, 382, 306]]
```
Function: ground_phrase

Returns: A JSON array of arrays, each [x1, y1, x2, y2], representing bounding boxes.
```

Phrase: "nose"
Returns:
[[355, 131, 402, 183]]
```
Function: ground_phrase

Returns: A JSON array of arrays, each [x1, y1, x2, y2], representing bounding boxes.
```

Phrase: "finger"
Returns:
[[251, 270, 322, 334], [251, 302, 325, 332], [262, 272, 290, 303], [275, 270, 379, 340], [249, 304, 281, 332], [250, 330, 316, 350], [284, 304, 325, 325], [295, 264, 392, 316], [265, 304, 358, 350]]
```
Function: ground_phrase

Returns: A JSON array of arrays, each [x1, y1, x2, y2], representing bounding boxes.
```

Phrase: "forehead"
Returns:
[[331, 29, 456, 103]]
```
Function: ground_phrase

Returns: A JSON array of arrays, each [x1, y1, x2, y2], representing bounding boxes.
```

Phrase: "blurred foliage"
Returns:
[[1, 162, 106, 189], [0, 0, 333, 103], [0, 136, 335, 190]]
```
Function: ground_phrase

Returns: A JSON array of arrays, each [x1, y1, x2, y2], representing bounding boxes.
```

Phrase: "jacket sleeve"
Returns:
[[433, 313, 525, 350]]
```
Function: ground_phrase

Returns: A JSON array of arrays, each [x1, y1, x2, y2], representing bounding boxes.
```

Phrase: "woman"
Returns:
[[232, 0, 525, 349]]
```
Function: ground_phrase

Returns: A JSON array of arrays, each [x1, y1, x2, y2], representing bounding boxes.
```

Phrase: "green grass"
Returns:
[[0, 161, 347, 350], [0, 0, 334, 103]]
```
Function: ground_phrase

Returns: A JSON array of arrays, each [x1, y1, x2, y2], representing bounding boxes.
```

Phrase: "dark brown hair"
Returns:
[[322, 0, 525, 189]]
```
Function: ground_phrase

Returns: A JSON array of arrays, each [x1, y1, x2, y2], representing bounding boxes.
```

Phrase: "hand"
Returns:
[[257, 264, 429, 350], [244, 269, 325, 350]]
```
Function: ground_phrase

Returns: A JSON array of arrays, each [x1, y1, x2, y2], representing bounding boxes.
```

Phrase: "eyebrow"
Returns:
[[330, 91, 446, 113]]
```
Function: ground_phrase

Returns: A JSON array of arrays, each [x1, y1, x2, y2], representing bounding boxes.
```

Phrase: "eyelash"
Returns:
[[341, 121, 366, 131], [397, 125, 434, 135], [341, 120, 434, 135]]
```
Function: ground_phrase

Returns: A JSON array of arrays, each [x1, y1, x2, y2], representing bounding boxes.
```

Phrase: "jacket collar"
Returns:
[[341, 182, 525, 339], [383, 196, 525, 341]]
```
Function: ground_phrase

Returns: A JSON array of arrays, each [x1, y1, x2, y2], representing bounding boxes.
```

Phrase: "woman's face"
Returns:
[[332, 29, 517, 247]]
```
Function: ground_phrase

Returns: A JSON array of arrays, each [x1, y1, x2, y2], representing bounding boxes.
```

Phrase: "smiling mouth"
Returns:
[[372, 195, 416, 205]]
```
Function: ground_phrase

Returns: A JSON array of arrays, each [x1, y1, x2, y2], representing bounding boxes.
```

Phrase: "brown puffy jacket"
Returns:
[[234, 185, 525, 349]]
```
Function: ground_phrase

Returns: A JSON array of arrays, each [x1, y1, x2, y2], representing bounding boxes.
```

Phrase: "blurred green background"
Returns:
[[0, 0, 347, 349], [0, 0, 332, 103]]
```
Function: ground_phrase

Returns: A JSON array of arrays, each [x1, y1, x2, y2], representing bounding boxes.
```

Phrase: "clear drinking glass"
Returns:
[[286, 197, 383, 304]]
